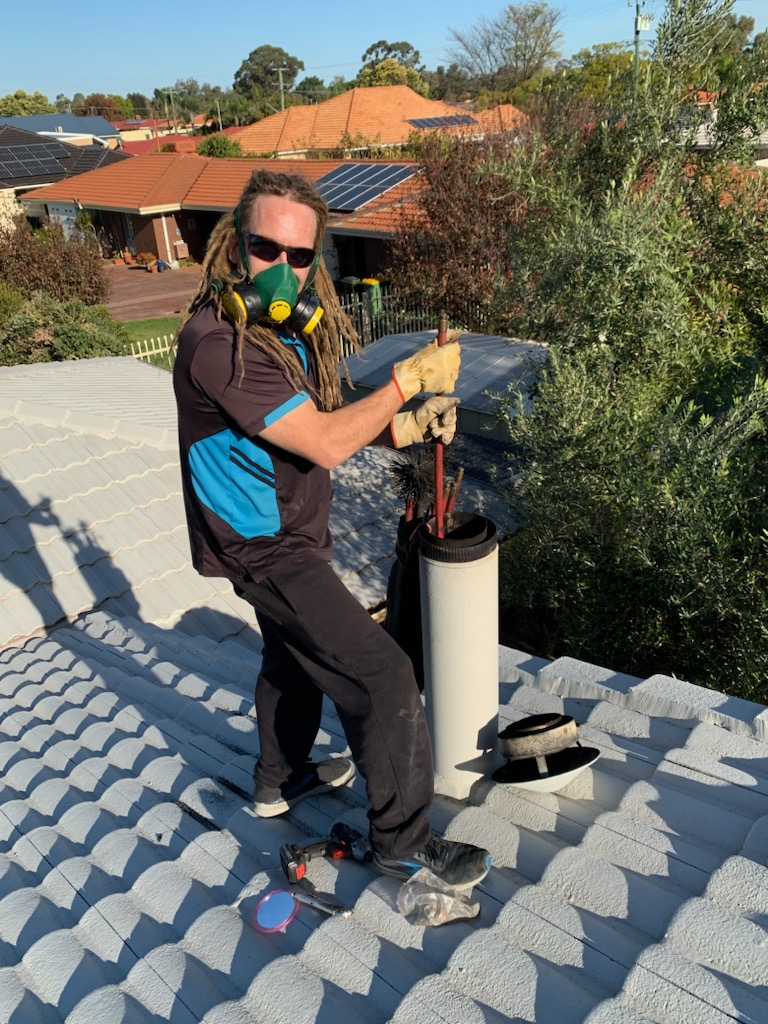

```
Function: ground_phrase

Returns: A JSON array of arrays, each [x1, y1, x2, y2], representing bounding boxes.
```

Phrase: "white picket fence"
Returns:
[[130, 335, 176, 370], [129, 289, 467, 369]]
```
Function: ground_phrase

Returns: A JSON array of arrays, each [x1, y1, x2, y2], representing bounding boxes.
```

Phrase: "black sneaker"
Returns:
[[373, 834, 491, 890], [253, 757, 354, 817]]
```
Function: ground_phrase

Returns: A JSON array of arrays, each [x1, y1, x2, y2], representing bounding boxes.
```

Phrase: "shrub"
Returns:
[[0, 280, 26, 327], [0, 217, 109, 305], [492, 157, 768, 700], [498, 353, 768, 701], [0, 291, 129, 365], [196, 134, 243, 158]]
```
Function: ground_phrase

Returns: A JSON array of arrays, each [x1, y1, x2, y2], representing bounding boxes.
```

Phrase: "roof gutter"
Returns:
[[36, 130, 115, 147], [327, 226, 395, 240], [138, 204, 183, 215], [16, 196, 182, 216], [180, 202, 233, 213]]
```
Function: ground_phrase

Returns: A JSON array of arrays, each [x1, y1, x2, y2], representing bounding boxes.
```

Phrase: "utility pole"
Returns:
[[272, 66, 289, 110], [633, 1, 652, 106], [168, 90, 179, 133]]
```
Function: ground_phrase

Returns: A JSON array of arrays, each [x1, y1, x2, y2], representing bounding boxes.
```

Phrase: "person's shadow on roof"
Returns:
[[0, 484, 68, 636], [66, 518, 141, 623]]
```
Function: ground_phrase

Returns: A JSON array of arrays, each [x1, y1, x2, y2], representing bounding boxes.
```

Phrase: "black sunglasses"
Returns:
[[244, 233, 317, 269]]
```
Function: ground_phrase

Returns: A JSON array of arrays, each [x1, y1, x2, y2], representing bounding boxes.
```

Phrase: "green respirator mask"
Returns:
[[215, 207, 324, 334]]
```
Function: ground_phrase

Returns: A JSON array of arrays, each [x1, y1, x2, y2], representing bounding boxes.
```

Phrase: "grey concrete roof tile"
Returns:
[[0, 359, 766, 1021], [510, 884, 647, 979], [200, 1002, 264, 1024], [0, 977, 61, 1024], [537, 656, 643, 703], [121, 955, 199, 1021], [713, 845, 767, 894], [540, 845, 687, 941], [499, 647, 552, 686], [620, 776, 755, 857], [583, 1001, 661, 1023], [0, 483, 37, 523], [87, 509, 167, 551], [666, 894, 768, 989], [389, 976, 514, 1023], [336, 565, 389, 609], [659, 747, 768, 811], [584, 809, 719, 881], [0, 588, 65, 645], [628, 673, 767, 739], [66, 987, 159, 1024], [574, 700, 692, 754], [629, 942, 765, 1023]]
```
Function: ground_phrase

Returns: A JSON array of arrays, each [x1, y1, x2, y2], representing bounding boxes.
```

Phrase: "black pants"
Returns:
[[237, 558, 434, 858]]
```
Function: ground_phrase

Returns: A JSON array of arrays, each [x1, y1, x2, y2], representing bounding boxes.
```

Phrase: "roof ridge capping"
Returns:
[[500, 649, 768, 740], [0, 394, 177, 449]]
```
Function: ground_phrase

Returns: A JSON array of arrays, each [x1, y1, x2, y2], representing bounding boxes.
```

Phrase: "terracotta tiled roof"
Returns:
[[111, 114, 210, 132], [473, 104, 528, 133], [17, 152, 208, 213], [121, 136, 201, 155], [16, 152, 421, 225], [182, 157, 344, 211], [229, 86, 484, 154]]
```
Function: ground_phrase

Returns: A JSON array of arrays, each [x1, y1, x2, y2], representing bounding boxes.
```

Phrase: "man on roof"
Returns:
[[173, 168, 491, 889]]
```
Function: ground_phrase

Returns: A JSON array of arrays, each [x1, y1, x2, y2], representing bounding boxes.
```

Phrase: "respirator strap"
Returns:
[[234, 205, 252, 282], [219, 206, 324, 334]]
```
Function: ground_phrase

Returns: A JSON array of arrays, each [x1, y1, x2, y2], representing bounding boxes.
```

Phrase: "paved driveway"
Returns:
[[105, 262, 202, 321]]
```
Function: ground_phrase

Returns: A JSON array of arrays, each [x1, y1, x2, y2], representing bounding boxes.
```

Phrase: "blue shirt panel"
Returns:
[[189, 429, 281, 539], [264, 391, 309, 427]]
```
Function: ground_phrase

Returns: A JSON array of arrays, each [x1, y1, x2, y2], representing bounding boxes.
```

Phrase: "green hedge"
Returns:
[[0, 291, 129, 365]]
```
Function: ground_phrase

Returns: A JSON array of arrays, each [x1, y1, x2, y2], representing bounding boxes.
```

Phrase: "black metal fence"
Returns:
[[337, 284, 491, 355]]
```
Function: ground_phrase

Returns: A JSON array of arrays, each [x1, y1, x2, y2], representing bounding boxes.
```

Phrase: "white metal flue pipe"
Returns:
[[419, 514, 499, 798]]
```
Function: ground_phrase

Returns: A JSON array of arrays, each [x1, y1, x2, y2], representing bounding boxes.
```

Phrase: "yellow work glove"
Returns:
[[391, 396, 460, 449], [392, 338, 461, 402]]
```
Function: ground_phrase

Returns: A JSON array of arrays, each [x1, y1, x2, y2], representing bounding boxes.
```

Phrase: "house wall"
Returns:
[[130, 216, 160, 258], [0, 188, 19, 230], [118, 127, 162, 143], [130, 212, 201, 263], [47, 202, 78, 238], [173, 212, 203, 261]]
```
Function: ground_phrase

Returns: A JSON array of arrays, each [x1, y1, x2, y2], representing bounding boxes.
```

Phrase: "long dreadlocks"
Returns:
[[178, 169, 359, 412]]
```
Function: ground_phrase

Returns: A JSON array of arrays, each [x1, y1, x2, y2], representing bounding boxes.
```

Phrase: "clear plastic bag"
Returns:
[[397, 867, 480, 926]]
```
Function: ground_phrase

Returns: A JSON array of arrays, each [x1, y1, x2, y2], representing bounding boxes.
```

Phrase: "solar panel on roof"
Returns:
[[407, 114, 479, 129], [0, 155, 64, 178], [40, 142, 69, 158], [2, 143, 68, 162], [0, 139, 69, 179], [314, 163, 417, 212]]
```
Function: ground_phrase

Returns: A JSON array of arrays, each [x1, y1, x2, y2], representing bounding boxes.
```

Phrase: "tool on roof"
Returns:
[[445, 466, 464, 515], [390, 445, 435, 522], [434, 313, 449, 538], [253, 886, 349, 930], [260, 821, 373, 926]]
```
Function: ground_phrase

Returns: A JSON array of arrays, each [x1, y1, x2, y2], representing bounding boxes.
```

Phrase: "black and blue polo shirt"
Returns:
[[173, 303, 333, 583]]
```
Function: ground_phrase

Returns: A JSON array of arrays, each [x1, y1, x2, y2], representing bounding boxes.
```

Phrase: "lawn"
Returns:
[[121, 316, 180, 347]]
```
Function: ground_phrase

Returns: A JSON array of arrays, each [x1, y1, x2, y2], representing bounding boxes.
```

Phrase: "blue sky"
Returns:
[[2, 0, 765, 104]]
